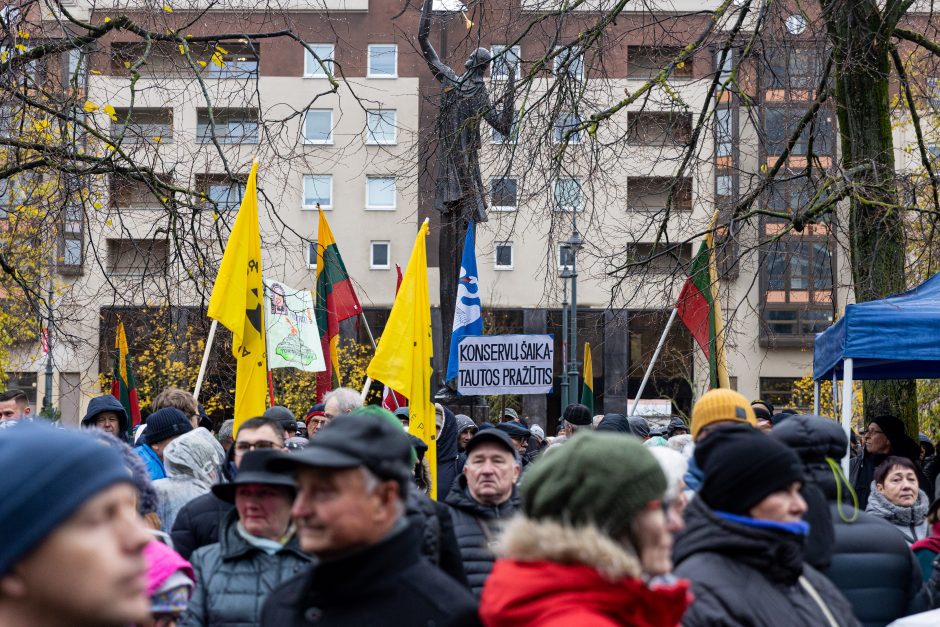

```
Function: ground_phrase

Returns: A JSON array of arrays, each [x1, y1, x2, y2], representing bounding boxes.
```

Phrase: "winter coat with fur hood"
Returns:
[[479, 517, 690, 627]]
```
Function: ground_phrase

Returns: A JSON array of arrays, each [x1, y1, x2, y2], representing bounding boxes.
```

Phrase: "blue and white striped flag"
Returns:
[[446, 223, 483, 383]]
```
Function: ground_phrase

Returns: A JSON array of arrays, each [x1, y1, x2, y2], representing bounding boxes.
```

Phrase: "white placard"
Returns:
[[457, 334, 553, 395], [264, 281, 325, 372]]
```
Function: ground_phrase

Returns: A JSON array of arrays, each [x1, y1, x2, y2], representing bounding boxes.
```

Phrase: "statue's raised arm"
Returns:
[[419, 0, 459, 85]]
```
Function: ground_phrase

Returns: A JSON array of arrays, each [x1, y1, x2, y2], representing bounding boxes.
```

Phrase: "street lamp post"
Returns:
[[559, 250, 571, 411], [565, 228, 583, 407]]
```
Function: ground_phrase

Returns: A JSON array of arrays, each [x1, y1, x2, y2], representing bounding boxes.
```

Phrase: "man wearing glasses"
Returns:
[[171, 417, 286, 559]]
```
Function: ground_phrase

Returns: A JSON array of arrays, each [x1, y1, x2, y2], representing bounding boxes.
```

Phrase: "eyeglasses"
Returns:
[[866, 428, 884, 437], [234, 440, 279, 453]]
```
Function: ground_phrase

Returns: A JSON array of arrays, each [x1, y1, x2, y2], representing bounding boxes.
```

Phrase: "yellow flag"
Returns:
[[207, 161, 267, 432], [366, 219, 436, 498]]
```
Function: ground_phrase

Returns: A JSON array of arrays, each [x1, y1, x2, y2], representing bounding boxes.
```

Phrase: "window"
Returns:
[[767, 48, 819, 92], [716, 47, 733, 88], [758, 377, 807, 411], [490, 177, 518, 211], [63, 46, 86, 88], [366, 176, 396, 209], [623, 243, 693, 274], [764, 108, 834, 156], [304, 43, 335, 77], [491, 110, 519, 144], [303, 109, 333, 144], [628, 46, 693, 80], [197, 174, 246, 211], [762, 236, 835, 342], [111, 108, 173, 144], [62, 237, 83, 267], [554, 112, 581, 144], [196, 108, 258, 144], [627, 177, 692, 212], [370, 241, 390, 269], [716, 175, 734, 198], [110, 175, 169, 209], [927, 77, 940, 109], [303, 175, 332, 210], [554, 46, 583, 80], [60, 201, 84, 272], [203, 44, 259, 79], [491, 45, 520, 80], [106, 239, 169, 276], [307, 240, 318, 268], [554, 177, 582, 211], [494, 242, 514, 270], [366, 110, 397, 144], [715, 107, 733, 157], [558, 244, 575, 271], [368, 45, 397, 77], [628, 112, 692, 145]]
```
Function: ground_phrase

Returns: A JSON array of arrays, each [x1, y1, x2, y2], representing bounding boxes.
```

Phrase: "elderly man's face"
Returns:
[[464, 442, 519, 506], [94, 411, 121, 435], [292, 466, 399, 557], [0, 483, 151, 626], [236, 484, 294, 540]]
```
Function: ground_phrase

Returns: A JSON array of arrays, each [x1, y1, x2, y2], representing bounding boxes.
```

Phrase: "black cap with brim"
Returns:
[[465, 428, 518, 458]]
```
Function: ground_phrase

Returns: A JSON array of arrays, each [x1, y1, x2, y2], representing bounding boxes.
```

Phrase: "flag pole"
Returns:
[[358, 312, 378, 403], [628, 306, 678, 417], [193, 319, 218, 402]]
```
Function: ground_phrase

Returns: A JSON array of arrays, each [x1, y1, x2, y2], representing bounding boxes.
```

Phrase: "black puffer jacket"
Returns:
[[181, 509, 313, 627], [405, 486, 469, 588], [445, 475, 519, 597], [674, 497, 860, 627], [772, 414, 930, 626], [170, 491, 235, 560]]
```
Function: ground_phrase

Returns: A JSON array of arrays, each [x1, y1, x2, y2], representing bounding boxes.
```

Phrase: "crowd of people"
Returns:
[[3, 384, 940, 626]]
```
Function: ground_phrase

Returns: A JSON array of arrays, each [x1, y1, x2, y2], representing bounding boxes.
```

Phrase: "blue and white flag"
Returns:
[[446, 223, 483, 383]]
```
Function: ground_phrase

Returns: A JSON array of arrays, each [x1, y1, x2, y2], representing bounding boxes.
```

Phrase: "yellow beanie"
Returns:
[[691, 389, 757, 439]]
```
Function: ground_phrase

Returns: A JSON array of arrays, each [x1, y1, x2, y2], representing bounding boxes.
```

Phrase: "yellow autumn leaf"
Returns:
[[105, 143, 115, 151], [676, 61, 685, 69], [14, 44, 27, 54], [0, 51, 7, 62], [83, 100, 99, 113], [123, 61, 131, 69], [105, 218, 113, 226], [152, 136, 163, 143], [178, 44, 187, 55], [32, 119, 49, 132], [104, 17, 111, 23], [17, 32, 29, 40], [93, 201, 102, 209], [162, 4, 173, 12], [90, 69, 101, 75], [103, 104, 117, 121], [197, 60, 207, 68], [210, 51, 224, 68], [215, 45, 228, 55]]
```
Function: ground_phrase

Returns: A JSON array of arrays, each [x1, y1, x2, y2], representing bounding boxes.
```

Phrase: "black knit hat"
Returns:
[[144, 407, 193, 445], [562, 403, 593, 426], [696, 425, 804, 515]]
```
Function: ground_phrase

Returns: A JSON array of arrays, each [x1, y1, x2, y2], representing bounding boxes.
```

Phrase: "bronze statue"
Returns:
[[418, 0, 515, 388]]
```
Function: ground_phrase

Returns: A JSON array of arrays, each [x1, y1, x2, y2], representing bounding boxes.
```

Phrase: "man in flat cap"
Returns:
[[260, 409, 478, 626]]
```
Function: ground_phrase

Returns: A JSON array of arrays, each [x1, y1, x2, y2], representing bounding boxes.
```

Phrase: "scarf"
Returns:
[[865, 483, 929, 527]]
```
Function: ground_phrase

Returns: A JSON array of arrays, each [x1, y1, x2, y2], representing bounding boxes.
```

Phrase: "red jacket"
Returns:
[[480, 554, 690, 626]]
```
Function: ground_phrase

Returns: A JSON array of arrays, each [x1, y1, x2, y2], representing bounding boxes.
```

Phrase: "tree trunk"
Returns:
[[820, 0, 917, 435]]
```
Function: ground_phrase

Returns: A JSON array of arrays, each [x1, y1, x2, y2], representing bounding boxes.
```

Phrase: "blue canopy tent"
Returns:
[[813, 271, 940, 470]]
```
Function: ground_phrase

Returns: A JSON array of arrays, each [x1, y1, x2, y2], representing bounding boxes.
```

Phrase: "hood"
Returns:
[[445, 473, 519, 519], [673, 496, 807, 584], [865, 484, 929, 527], [434, 403, 459, 500], [162, 428, 226, 489], [81, 395, 129, 433], [480, 516, 690, 627], [770, 414, 846, 463]]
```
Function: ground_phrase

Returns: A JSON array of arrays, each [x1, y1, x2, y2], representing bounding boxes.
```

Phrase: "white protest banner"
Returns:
[[264, 280, 325, 372], [457, 334, 553, 395]]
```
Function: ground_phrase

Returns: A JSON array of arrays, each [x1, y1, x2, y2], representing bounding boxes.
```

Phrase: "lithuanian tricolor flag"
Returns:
[[111, 321, 141, 437], [580, 342, 594, 415], [676, 228, 730, 389], [315, 208, 362, 401]]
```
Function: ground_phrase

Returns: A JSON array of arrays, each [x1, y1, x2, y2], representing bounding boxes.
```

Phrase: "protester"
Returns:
[[500, 408, 519, 423], [81, 394, 131, 441], [495, 421, 531, 463], [667, 416, 689, 438], [648, 446, 689, 533], [260, 414, 478, 626], [137, 407, 195, 481], [89, 430, 163, 530], [0, 423, 152, 627], [321, 386, 362, 419], [171, 417, 287, 559], [446, 429, 521, 597], [143, 540, 196, 627], [305, 410, 328, 438], [751, 399, 774, 431], [456, 413, 478, 453], [674, 425, 860, 626], [153, 428, 227, 532], [479, 432, 690, 626], [913, 499, 940, 582], [866, 456, 930, 545], [771, 413, 929, 625], [263, 405, 298, 438], [217, 419, 235, 453], [0, 389, 31, 426], [152, 387, 201, 429], [436, 403, 461, 499], [684, 388, 758, 492], [851, 415, 921, 508], [393, 406, 409, 429], [560, 403, 592, 437], [182, 450, 312, 627]]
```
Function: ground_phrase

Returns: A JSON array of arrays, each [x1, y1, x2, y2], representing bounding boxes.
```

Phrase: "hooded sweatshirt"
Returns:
[[81, 395, 130, 441], [153, 428, 226, 532]]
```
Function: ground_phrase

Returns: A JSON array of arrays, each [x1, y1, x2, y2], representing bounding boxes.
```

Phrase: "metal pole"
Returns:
[[840, 358, 854, 476], [569, 267, 578, 406], [193, 319, 219, 402], [813, 380, 820, 416], [560, 276, 569, 412], [629, 307, 678, 416], [42, 284, 53, 413]]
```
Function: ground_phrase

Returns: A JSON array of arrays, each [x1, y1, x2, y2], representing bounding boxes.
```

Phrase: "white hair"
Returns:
[[648, 447, 689, 503], [359, 466, 405, 518], [323, 387, 363, 415]]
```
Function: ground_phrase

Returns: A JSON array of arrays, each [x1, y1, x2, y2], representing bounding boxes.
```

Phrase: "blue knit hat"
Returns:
[[0, 423, 134, 575], [144, 407, 193, 445]]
